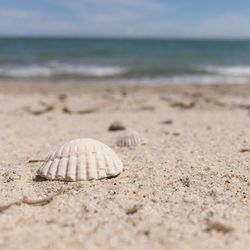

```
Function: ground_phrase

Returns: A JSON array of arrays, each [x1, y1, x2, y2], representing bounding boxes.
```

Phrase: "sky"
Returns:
[[0, 0, 250, 38]]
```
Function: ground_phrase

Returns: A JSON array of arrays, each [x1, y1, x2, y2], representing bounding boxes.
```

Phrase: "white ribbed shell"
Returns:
[[116, 130, 146, 147], [37, 138, 123, 181]]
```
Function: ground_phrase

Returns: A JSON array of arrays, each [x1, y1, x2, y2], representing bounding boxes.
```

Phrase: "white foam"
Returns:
[[0, 64, 127, 78], [202, 65, 250, 77], [0, 66, 52, 77], [0, 63, 250, 85], [59, 64, 127, 77]]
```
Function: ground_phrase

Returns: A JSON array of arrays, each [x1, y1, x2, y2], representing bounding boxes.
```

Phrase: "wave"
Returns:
[[202, 65, 250, 77], [0, 63, 250, 85], [0, 63, 128, 78]]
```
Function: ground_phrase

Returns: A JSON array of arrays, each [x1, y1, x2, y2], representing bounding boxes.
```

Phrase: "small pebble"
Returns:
[[108, 121, 126, 131]]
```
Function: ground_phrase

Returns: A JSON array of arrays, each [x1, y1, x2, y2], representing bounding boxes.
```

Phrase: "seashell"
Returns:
[[116, 130, 146, 147], [37, 138, 123, 181], [108, 121, 126, 131]]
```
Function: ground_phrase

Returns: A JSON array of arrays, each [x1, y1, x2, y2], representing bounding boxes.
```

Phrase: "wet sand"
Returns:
[[0, 80, 249, 250]]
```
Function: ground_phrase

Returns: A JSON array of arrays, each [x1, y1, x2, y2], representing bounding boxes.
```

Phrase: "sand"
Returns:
[[0, 81, 249, 250]]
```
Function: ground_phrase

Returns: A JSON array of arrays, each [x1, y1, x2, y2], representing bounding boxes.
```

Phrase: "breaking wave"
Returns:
[[202, 65, 250, 77], [0, 63, 128, 78]]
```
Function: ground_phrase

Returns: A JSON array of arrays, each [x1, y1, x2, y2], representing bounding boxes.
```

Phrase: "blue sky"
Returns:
[[0, 0, 250, 38]]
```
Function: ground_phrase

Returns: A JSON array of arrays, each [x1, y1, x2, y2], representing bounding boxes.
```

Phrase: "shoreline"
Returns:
[[1, 79, 250, 94]]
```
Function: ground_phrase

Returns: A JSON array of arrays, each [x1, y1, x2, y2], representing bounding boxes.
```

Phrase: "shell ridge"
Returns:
[[87, 143, 97, 179], [103, 151, 110, 175], [48, 158, 59, 179], [75, 143, 79, 181], [57, 145, 64, 159], [97, 145, 107, 179], [106, 152, 117, 176], [92, 143, 99, 179], [95, 143, 101, 179], [77, 153, 86, 180], [40, 160, 52, 177], [68, 156, 76, 181], [85, 145, 90, 180], [65, 153, 72, 181]]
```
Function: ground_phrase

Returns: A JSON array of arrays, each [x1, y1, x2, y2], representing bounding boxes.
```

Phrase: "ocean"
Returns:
[[0, 37, 250, 84]]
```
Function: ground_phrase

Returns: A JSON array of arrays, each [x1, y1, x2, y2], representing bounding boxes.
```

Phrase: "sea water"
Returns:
[[0, 37, 250, 84]]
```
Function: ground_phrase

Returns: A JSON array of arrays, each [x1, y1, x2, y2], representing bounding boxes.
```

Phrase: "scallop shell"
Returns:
[[116, 130, 146, 147], [37, 138, 123, 181]]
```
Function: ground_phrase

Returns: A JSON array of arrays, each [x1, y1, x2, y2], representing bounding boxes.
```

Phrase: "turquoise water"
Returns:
[[0, 37, 250, 84]]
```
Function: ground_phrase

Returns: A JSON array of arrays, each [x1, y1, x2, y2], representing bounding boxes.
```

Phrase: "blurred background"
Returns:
[[0, 0, 250, 85]]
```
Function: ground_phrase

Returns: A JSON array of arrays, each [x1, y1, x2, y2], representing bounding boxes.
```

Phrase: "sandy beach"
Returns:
[[0, 80, 249, 250]]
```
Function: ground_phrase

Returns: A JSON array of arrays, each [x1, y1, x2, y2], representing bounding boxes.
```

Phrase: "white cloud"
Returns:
[[0, 8, 77, 35], [56, 0, 174, 36], [192, 13, 250, 38], [0, 9, 40, 19], [60, 0, 172, 14], [0, 0, 174, 36], [54, 1, 250, 38], [0, 2, 250, 38]]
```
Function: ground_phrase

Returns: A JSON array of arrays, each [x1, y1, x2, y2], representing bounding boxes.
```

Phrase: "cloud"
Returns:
[[0, 8, 76, 35], [0, 9, 40, 19], [0, 0, 174, 36], [60, 0, 172, 14], [0, 1, 249, 38], [57, 0, 174, 36], [164, 12, 250, 38], [192, 12, 250, 38]]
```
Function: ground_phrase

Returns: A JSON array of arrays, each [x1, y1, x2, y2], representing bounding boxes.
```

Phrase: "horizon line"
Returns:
[[0, 35, 250, 40]]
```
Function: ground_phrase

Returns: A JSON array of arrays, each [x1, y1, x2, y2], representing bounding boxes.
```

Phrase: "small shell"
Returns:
[[37, 138, 123, 181], [116, 130, 146, 147]]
